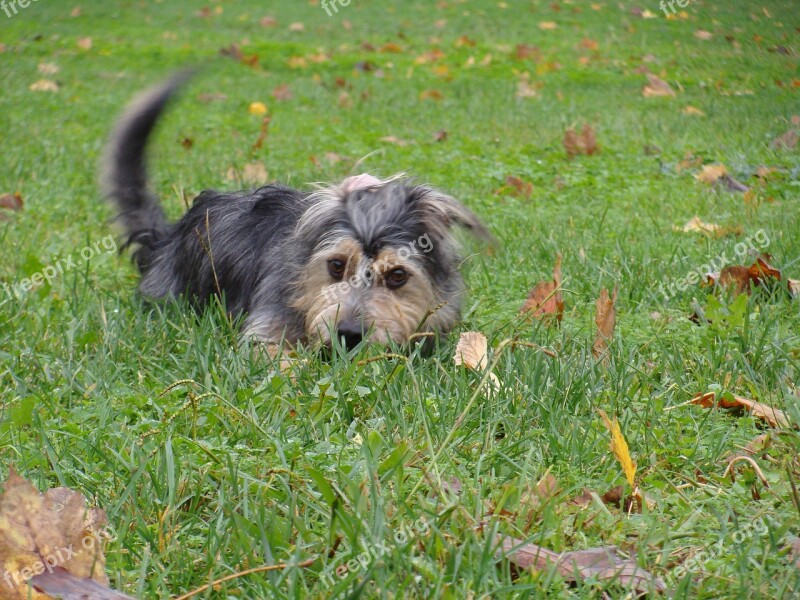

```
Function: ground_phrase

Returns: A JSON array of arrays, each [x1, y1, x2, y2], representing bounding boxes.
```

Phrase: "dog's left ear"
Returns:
[[411, 186, 494, 242]]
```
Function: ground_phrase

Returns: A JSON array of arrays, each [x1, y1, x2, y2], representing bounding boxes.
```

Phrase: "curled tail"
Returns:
[[100, 70, 193, 272]]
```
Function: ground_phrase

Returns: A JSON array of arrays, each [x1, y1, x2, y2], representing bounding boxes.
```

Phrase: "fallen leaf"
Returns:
[[0, 192, 24, 218], [692, 391, 791, 428], [29, 80, 59, 92], [271, 84, 293, 101], [783, 536, 800, 569], [37, 63, 59, 75], [414, 49, 445, 64], [563, 124, 598, 158], [248, 101, 268, 115], [496, 175, 533, 199], [706, 254, 782, 294], [514, 43, 540, 60], [695, 164, 728, 184], [694, 30, 713, 40], [0, 469, 131, 600], [76, 37, 92, 50], [288, 22, 305, 32], [251, 116, 272, 151], [789, 279, 800, 297], [515, 80, 539, 98], [538, 21, 558, 30], [379, 42, 403, 53], [70, 6, 81, 17], [454, 332, 501, 397], [419, 89, 443, 101], [770, 128, 798, 150], [642, 73, 675, 97], [683, 105, 705, 116], [520, 254, 563, 322], [598, 410, 637, 487], [495, 535, 666, 593], [219, 43, 259, 67], [433, 129, 448, 142], [179, 137, 193, 150], [259, 16, 277, 27], [681, 216, 721, 235], [379, 135, 409, 146], [593, 287, 617, 361], [242, 162, 269, 185]]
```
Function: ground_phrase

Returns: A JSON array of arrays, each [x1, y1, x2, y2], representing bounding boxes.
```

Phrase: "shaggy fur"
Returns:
[[101, 72, 491, 348]]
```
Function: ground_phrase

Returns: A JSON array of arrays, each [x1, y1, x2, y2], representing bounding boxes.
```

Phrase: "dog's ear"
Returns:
[[411, 186, 494, 242]]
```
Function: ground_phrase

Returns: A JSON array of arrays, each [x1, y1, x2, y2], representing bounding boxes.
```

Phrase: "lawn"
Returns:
[[1, 0, 799, 598]]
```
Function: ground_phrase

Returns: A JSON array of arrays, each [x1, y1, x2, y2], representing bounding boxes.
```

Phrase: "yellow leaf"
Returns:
[[695, 164, 727, 184], [538, 21, 558, 30], [454, 332, 501, 397], [597, 409, 637, 487], [248, 101, 268, 115]]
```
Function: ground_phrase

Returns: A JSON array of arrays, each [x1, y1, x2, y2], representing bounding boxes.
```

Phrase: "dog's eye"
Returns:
[[385, 268, 408, 290], [328, 258, 346, 280]]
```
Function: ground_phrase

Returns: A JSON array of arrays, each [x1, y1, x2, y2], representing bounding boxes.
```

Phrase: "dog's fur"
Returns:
[[101, 72, 490, 348]]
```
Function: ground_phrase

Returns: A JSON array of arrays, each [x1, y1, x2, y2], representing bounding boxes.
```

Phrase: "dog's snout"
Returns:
[[336, 321, 364, 349]]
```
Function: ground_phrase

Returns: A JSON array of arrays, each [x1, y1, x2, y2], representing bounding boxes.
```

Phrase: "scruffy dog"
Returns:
[[102, 72, 490, 349]]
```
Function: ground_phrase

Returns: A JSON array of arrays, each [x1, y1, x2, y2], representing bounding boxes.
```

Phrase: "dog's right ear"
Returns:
[[410, 186, 494, 243]]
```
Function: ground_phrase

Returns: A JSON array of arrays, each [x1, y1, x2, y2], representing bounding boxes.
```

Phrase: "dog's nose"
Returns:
[[336, 323, 363, 349]]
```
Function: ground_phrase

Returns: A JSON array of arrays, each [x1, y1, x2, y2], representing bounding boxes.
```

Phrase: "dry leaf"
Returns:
[[260, 16, 277, 27], [0, 192, 24, 213], [694, 30, 713, 40], [683, 105, 705, 116], [419, 89, 443, 101], [248, 101, 268, 115], [379, 136, 409, 146], [0, 469, 131, 600], [783, 536, 800, 569], [642, 73, 675, 97], [496, 175, 533, 199], [495, 535, 666, 593], [538, 21, 558, 30], [789, 279, 800, 297], [288, 22, 305, 32], [563, 124, 598, 157], [692, 392, 791, 429], [37, 63, 59, 75], [593, 287, 617, 361], [770, 128, 798, 150], [706, 254, 782, 294], [454, 332, 501, 397], [520, 254, 563, 322], [76, 37, 92, 50], [598, 410, 637, 487], [433, 129, 448, 142], [271, 84, 293, 101], [251, 116, 271, 151], [29, 80, 59, 92], [695, 164, 728, 184], [515, 80, 539, 98], [681, 216, 721, 235], [241, 162, 269, 185]]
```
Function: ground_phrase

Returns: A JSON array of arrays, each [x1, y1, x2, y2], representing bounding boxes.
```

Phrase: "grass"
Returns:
[[1, 0, 799, 597]]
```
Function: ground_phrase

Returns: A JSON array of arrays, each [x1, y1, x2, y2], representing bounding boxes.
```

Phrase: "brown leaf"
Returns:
[[498, 175, 533, 199], [770, 128, 798, 150], [600, 485, 625, 507], [514, 44, 540, 61], [694, 30, 713, 40], [538, 21, 558, 30], [789, 279, 800, 297], [29, 80, 60, 92], [76, 37, 92, 50], [706, 254, 782, 294], [379, 42, 403, 53], [691, 391, 791, 429], [242, 162, 269, 185], [695, 163, 727, 184], [288, 22, 305, 32], [520, 254, 563, 322], [259, 16, 277, 27], [642, 73, 675, 97], [251, 116, 272, 151], [379, 135, 409, 146], [593, 287, 618, 361], [0, 192, 24, 213], [0, 469, 126, 600], [419, 89, 443, 101], [682, 105, 705, 116], [681, 216, 720, 235], [271, 83, 292, 101], [563, 124, 598, 158], [433, 129, 448, 142], [495, 535, 666, 593]]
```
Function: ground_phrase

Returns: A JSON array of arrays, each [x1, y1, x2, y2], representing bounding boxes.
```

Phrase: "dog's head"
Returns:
[[291, 174, 491, 348]]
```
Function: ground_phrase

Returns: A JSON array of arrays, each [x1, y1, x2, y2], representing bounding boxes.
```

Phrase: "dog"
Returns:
[[101, 72, 491, 349]]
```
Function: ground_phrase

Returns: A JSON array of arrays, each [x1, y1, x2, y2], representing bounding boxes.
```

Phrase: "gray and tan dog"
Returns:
[[102, 72, 490, 349]]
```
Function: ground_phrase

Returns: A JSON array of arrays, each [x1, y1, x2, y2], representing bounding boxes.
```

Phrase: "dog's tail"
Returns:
[[100, 70, 193, 272]]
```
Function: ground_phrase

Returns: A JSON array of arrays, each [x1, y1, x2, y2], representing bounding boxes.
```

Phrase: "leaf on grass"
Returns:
[[691, 391, 791, 429], [770, 128, 798, 150], [419, 89, 443, 101], [682, 105, 705, 116], [515, 80, 540, 98], [520, 254, 563, 323], [563, 124, 598, 158], [495, 175, 533, 199], [0, 469, 131, 600], [433, 129, 448, 142], [695, 164, 728, 184], [642, 74, 675, 97], [706, 254, 782, 294], [593, 287, 617, 361], [495, 535, 666, 594], [248, 101, 268, 115], [681, 216, 720, 235], [76, 37, 92, 50], [271, 84, 293, 101], [251, 116, 271, 151], [598, 410, 637, 487], [29, 80, 60, 92], [37, 63, 59, 75], [0, 192, 24, 213], [454, 332, 500, 397], [783, 536, 800, 569], [694, 30, 713, 40], [538, 21, 558, 30], [379, 135, 409, 146], [789, 279, 800, 297]]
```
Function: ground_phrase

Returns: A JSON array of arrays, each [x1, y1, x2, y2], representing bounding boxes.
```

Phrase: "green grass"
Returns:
[[1, 0, 800, 597]]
